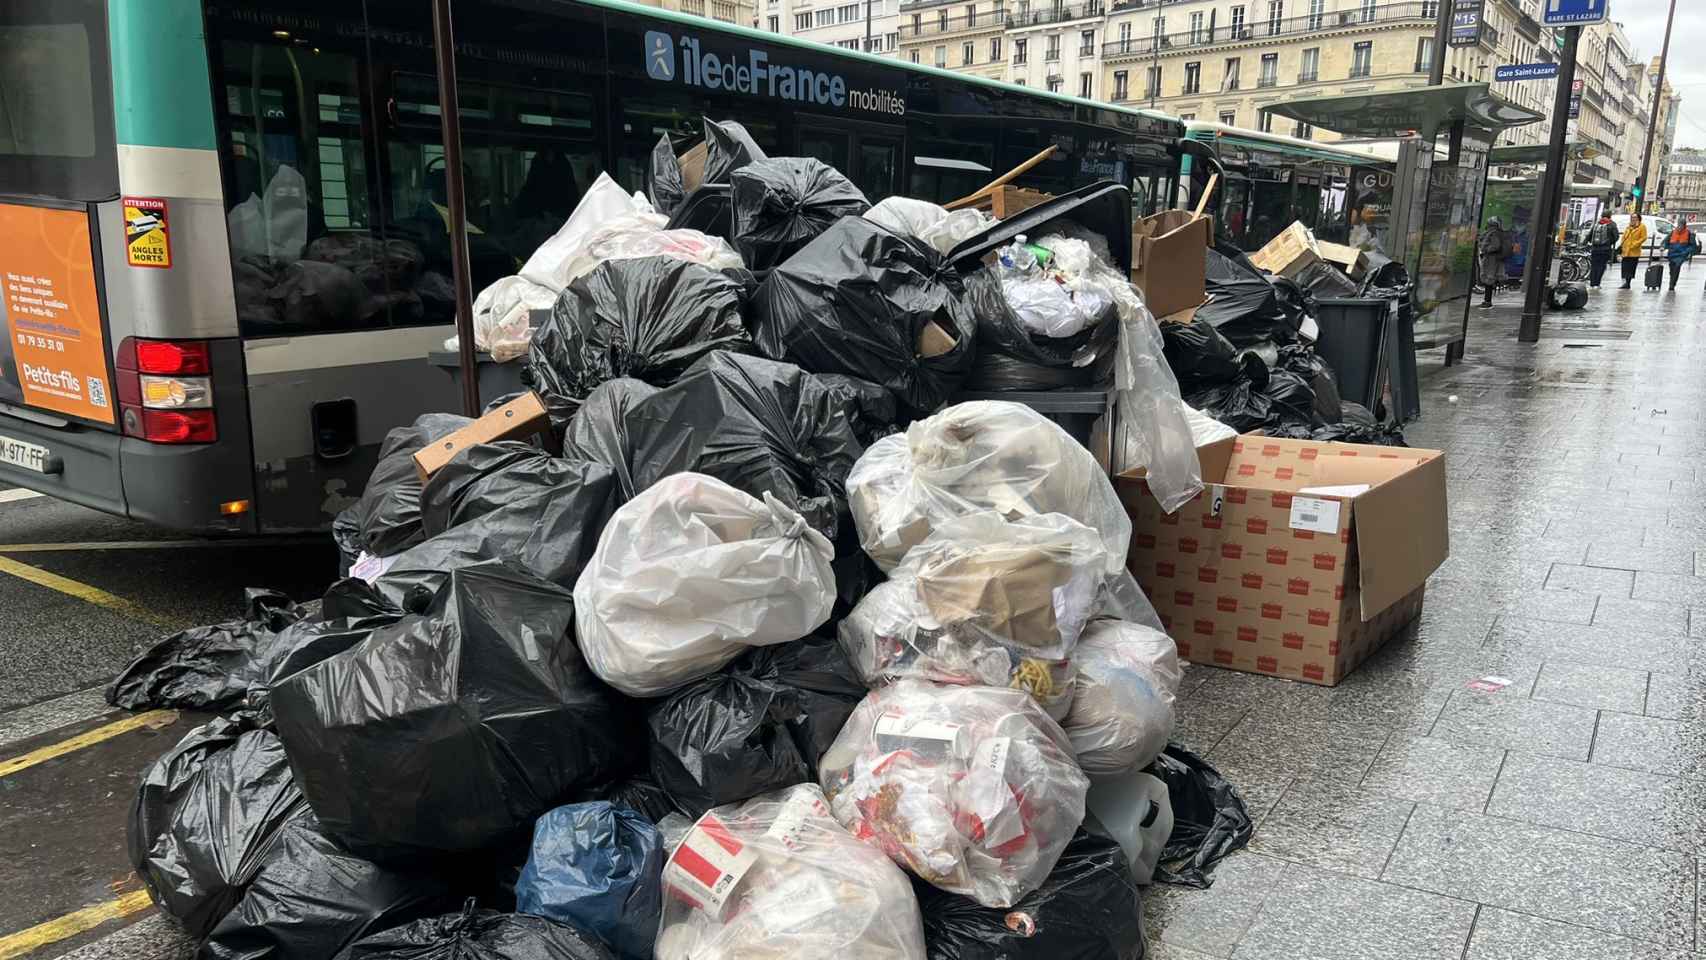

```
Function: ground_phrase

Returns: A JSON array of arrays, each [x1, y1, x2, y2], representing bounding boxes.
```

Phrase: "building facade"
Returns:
[[637, 0, 759, 27], [1664, 159, 1706, 221], [896, 0, 1010, 81], [763, 0, 899, 54]]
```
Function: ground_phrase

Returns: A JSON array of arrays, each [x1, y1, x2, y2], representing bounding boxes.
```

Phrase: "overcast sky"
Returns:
[[1612, 0, 1702, 150]]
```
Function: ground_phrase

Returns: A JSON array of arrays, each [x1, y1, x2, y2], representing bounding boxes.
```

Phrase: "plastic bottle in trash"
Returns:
[[1085, 769, 1174, 885], [998, 234, 1039, 273]]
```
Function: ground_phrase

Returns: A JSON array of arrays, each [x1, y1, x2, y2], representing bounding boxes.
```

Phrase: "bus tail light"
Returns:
[[117, 338, 217, 444]]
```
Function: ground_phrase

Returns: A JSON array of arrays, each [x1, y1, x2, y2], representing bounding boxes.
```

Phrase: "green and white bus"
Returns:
[[0, 0, 1184, 534]]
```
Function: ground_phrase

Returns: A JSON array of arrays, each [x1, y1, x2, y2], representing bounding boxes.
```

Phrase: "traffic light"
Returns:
[[1633, 185, 1644, 199]]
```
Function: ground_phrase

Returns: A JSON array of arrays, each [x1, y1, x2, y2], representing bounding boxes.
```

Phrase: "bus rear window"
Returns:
[[0, 24, 97, 159]]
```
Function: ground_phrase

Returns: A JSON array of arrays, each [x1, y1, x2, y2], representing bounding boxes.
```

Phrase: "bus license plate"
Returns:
[[0, 434, 50, 473]]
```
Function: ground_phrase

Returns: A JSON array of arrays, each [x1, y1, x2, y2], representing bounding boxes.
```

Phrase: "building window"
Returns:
[[815, 9, 834, 26], [1184, 62, 1201, 93], [963, 40, 974, 64], [1259, 53, 1277, 87], [1230, 5, 1246, 38], [991, 36, 1002, 60], [838, 3, 859, 23], [1013, 38, 1027, 63], [1180, 113, 1196, 121], [1295, 121, 1313, 139], [889, 32, 898, 49], [1114, 69, 1128, 100], [1145, 64, 1161, 98], [1299, 47, 1318, 82], [911, 12, 920, 32], [1360, 0, 1376, 21], [1351, 41, 1372, 78], [1048, 76, 1062, 92], [768, 14, 779, 30], [1117, 21, 1131, 51], [1259, 112, 1274, 132], [938, 9, 948, 29], [1080, 71, 1092, 97], [1080, 29, 1094, 56], [966, 3, 976, 25], [1220, 110, 1236, 126], [1307, 0, 1323, 30], [1224, 57, 1241, 91], [1416, 37, 1434, 73], [1265, 0, 1282, 35], [1045, 34, 1060, 61], [1189, 11, 1205, 43], [934, 43, 946, 66], [910, 49, 920, 63], [795, 12, 811, 29], [1421, 0, 1438, 15]]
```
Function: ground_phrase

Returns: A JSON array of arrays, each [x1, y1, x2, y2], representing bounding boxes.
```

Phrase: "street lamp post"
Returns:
[[1633, 0, 1677, 217]]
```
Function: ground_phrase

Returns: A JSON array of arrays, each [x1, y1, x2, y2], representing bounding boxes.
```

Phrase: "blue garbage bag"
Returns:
[[514, 802, 663, 958]]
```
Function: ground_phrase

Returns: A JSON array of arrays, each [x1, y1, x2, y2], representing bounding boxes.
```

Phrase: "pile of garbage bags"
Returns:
[[110, 123, 1273, 959]]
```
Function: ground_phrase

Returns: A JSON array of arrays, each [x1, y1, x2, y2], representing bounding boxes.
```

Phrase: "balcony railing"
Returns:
[[1257, 74, 1277, 88], [899, 13, 1006, 37], [1582, 85, 1606, 112], [1514, 11, 1540, 42], [1349, 64, 1372, 79], [1006, 0, 1104, 28], [1478, 23, 1499, 50], [1297, 70, 1318, 83], [1101, 1, 1434, 60]]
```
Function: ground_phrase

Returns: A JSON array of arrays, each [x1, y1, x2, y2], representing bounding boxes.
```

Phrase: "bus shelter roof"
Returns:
[[1260, 83, 1544, 139]]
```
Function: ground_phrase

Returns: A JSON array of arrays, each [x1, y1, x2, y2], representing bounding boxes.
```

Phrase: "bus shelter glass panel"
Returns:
[[1410, 132, 1490, 349]]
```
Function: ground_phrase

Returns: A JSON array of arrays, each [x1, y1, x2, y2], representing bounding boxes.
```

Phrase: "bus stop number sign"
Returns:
[[123, 198, 171, 269], [1542, 0, 1607, 26]]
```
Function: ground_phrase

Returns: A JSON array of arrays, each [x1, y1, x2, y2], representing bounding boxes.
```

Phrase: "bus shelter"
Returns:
[[1262, 84, 1542, 362]]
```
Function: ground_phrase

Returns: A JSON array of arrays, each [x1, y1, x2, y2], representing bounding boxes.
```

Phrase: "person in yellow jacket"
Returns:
[[1619, 218, 1648, 289]]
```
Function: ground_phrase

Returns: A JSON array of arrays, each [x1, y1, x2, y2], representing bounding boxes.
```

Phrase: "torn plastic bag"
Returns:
[[340, 412, 474, 558], [649, 133, 689, 218], [819, 679, 1089, 908], [271, 565, 637, 860], [815, 373, 899, 445], [515, 802, 663, 958], [1110, 281, 1203, 514], [524, 256, 752, 428], [367, 457, 619, 609], [335, 902, 614, 960], [751, 216, 977, 417], [128, 714, 310, 938], [418, 442, 613, 538], [1160, 314, 1240, 390], [864, 197, 993, 256], [557, 378, 660, 499], [107, 589, 308, 711], [702, 117, 768, 185], [846, 400, 1130, 574], [574, 472, 835, 697], [915, 831, 1144, 960], [1146, 745, 1253, 888], [655, 784, 926, 960], [200, 816, 463, 960], [648, 636, 865, 817], [623, 351, 864, 539], [1063, 620, 1182, 777], [962, 268, 1115, 392], [730, 157, 871, 271]]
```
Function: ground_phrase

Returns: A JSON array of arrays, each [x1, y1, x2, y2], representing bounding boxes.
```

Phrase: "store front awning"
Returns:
[[1260, 83, 1545, 139]]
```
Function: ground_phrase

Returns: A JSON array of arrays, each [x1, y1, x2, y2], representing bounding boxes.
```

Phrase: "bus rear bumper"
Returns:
[[0, 409, 127, 517]]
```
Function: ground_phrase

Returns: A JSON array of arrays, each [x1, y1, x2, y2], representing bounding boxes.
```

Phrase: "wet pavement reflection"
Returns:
[[1147, 269, 1706, 959]]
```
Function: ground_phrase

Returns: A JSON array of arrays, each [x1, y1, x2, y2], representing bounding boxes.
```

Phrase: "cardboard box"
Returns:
[[1248, 222, 1320, 280], [412, 391, 550, 482], [1317, 240, 1369, 279], [1132, 210, 1212, 320], [1116, 435, 1448, 686]]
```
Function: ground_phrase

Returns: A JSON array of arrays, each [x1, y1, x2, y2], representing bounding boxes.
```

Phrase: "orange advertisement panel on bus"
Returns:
[[0, 203, 115, 425]]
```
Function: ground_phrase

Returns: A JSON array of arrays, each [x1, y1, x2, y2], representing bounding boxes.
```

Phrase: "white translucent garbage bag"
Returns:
[[818, 679, 1089, 908], [994, 235, 1117, 340], [452, 275, 555, 362], [1063, 619, 1183, 777], [655, 784, 926, 960], [573, 473, 836, 697], [863, 197, 992, 256], [517, 172, 658, 293], [1110, 281, 1203, 513], [846, 400, 1131, 574], [1183, 401, 1238, 446]]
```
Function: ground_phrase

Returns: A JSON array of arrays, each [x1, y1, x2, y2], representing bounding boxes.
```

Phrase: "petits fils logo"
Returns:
[[645, 30, 677, 81]]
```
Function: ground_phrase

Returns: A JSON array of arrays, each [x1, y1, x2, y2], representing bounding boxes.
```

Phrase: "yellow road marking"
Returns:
[[0, 555, 172, 627], [0, 710, 176, 781], [0, 889, 154, 959]]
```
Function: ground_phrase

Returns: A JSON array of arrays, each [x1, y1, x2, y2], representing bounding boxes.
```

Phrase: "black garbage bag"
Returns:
[[524, 256, 753, 429], [128, 714, 311, 938], [420, 443, 614, 537], [338, 412, 475, 559], [815, 373, 900, 445], [1273, 344, 1343, 424], [201, 816, 464, 960], [107, 589, 309, 711], [271, 564, 639, 861], [647, 133, 689, 219], [1293, 259, 1359, 298], [624, 351, 863, 539], [1185, 379, 1273, 433], [335, 901, 615, 960], [916, 831, 1144, 960], [730, 157, 871, 271], [648, 635, 864, 818], [590, 776, 680, 824], [1288, 401, 1408, 446], [275, 259, 369, 330], [751, 217, 977, 417], [962, 268, 1116, 392], [368, 456, 619, 608], [1160, 313, 1241, 390], [702, 117, 768, 186], [1146, 745, 1252, 888], [1200, 248, 1299, 349], [1358, 256, 1409, 298], [558, 379, 661, 500]]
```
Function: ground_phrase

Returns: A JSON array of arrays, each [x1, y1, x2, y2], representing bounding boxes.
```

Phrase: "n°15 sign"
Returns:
[[1543, 0, 1608, 26]]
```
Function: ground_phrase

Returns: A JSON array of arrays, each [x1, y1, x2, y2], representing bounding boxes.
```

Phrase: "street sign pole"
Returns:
[[1633, 0, 1676, 217], [1520, 24, 1581, 343]]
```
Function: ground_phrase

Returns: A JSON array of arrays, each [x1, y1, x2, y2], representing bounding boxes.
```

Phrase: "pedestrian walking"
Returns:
[[1477, 217, 1508, 307], [1619, 216, 1648, 288], [1587, 213, 1618, 288], [1664, 216, 1698, 291]]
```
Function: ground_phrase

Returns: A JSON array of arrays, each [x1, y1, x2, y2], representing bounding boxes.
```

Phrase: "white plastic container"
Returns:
[[1085, 769, 1174, 885]]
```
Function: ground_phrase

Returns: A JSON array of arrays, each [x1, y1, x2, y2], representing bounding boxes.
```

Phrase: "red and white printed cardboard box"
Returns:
[[1116, 434, 1449, 686]]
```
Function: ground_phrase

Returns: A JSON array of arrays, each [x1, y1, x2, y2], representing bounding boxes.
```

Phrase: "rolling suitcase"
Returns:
[[1646, 263, 1665, 290]]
